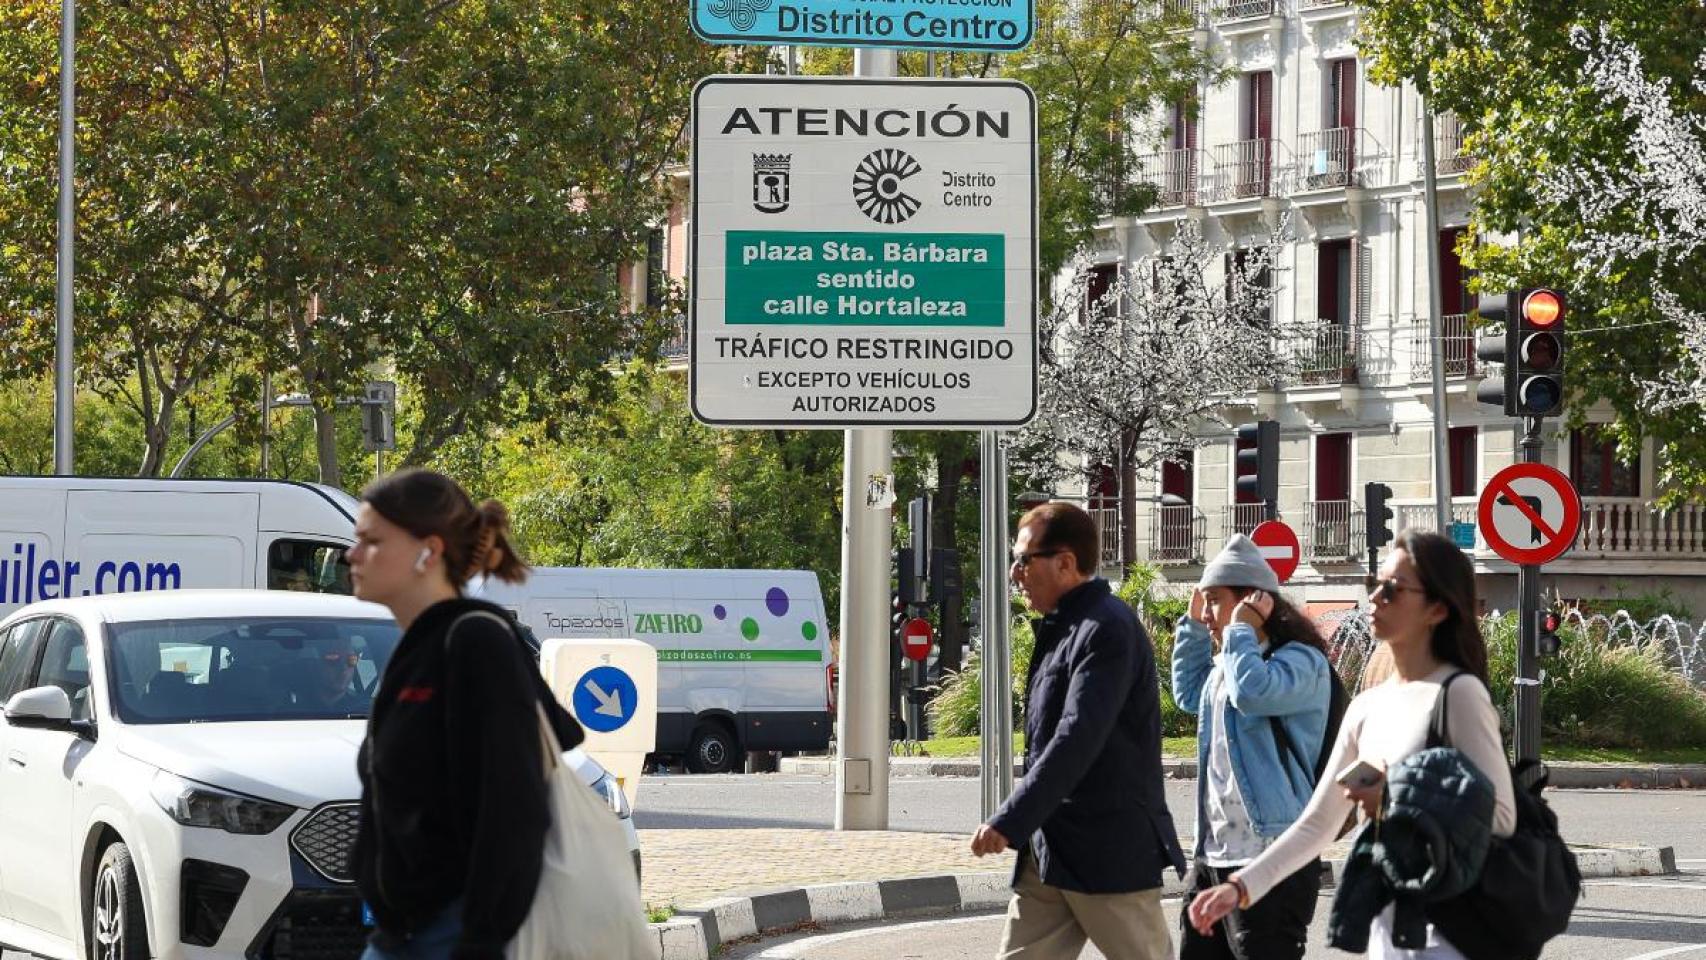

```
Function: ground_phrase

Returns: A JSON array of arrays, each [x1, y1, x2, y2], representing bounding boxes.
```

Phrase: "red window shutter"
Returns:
[[1316, 433, 1351, 502]]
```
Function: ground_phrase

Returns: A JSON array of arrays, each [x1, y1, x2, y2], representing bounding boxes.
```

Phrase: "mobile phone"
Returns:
[[1335, 758, 1385, 791]]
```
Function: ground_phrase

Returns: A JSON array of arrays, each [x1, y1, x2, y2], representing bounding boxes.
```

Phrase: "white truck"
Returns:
[[473, 567, 834, 773], [0, 476, 358, 619]]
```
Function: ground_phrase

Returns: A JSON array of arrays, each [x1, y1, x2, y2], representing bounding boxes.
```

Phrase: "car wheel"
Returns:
[[91, 842, 148, 960], [687, 722, 738, 774]]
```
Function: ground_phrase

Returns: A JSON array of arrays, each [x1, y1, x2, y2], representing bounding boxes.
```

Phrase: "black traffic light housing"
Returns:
[[1476, 289, 1567, 417], [1365, 482, 1394, 551], [1236, 420, 1280, 520], [1537, 608, 1563, 657]]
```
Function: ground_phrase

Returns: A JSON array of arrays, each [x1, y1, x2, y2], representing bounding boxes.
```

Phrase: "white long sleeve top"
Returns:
[[1234, 663, 1518, 904]]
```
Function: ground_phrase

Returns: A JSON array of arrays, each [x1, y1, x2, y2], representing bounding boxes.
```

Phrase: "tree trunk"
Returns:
[[313, 403, 342, 488], [1119, 433, 1138, 574], [137, 390, 178, 478]]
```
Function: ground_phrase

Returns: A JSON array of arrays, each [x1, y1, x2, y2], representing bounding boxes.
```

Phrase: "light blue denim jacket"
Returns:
[[1172, 617, 1331, 847]]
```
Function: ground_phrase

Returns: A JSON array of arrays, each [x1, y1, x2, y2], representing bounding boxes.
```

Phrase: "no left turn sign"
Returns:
[[1477, 462, 1583, 566]]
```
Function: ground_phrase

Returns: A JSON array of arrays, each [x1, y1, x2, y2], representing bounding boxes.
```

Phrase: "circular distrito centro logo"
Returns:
[[853, 149, 923, 224]]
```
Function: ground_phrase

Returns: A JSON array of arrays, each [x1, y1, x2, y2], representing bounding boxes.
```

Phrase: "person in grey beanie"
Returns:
[[1171, 535, 1335, 960]]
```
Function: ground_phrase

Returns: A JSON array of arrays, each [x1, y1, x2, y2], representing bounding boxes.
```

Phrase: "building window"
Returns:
[[1326, 59, 1357, 130], [1083, 264, 1118, 322], [645, 229, 667, 310], [1570, 427, 1641, 498], [1225, 248, 1273, 327], [1316, 433, 1351, 502], [1447, 426, 1477, 498], [1317, 239, 1353, 326]]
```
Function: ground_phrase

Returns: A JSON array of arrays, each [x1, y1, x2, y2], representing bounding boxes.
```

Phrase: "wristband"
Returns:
[[1229, 875, 1251, 909]]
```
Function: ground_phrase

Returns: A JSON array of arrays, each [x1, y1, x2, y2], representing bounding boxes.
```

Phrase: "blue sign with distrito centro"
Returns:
[[572, 666, 639, 734], [690, 0, 1035, 52]]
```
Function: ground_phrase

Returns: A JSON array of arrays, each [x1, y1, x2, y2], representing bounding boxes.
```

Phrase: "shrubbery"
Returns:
[[1483, 613, 1706, 749]]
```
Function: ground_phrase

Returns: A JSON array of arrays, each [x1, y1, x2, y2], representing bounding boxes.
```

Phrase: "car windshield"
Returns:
[[106, 616, 400, 723]]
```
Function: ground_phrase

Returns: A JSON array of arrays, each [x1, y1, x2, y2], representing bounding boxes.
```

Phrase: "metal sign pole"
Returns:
[[53, 0, 76, 474], [979, 429, 1013, 819], [1421, 100, 1453, 531], [1514, 416, 1544, 763], [833, 46, 898, 832]]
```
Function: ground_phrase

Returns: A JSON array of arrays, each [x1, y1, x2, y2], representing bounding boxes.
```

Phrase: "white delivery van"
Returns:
[[473, 568, 833, 774], [0, 476, 358, 619]]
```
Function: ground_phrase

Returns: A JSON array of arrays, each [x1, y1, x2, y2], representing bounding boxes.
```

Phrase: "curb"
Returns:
[[779, 757, 1706, 789], [647, 846, 1675, 959], [779, 757, 1200, 779]]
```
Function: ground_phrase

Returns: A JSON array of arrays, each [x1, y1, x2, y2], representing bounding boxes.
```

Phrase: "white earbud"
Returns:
[[414, 548, 432, 573]]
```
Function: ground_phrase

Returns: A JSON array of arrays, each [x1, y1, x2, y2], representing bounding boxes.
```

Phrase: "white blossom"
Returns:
[[1015, 218, 1303, 485], [1537, 25, 1706, 412]]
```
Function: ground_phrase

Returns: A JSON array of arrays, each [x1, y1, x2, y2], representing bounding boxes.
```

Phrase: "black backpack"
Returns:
[[1423, 672, 1583, 960], [1262, 640, 1349, 785]]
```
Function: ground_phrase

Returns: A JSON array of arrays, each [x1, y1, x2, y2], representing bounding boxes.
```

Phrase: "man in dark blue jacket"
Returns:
[[972, 502, 1186, 959]]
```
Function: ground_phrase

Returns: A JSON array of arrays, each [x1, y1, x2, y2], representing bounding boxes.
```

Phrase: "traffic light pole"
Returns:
[[1515, 416, 1544, 765]]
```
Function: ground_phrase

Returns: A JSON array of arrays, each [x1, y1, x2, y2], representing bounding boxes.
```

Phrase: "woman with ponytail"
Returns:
[[347, 468, 585, 960]]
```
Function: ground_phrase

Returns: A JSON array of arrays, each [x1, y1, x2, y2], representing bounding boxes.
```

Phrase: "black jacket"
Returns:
[[1327, 744, 1495, 953], [353, 597, 585, 960], [989, 578, 1186, 894]]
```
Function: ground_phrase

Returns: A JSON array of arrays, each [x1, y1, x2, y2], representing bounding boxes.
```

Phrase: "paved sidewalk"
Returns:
[[639, 829, 1016, 907]]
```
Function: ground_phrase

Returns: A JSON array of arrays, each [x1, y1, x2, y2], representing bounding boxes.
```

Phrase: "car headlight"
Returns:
[[150, 771, 296, 835], [590, 772, 632, 820]]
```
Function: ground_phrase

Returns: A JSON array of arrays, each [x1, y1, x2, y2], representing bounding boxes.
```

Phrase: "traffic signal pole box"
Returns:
[[1476, 288, 1569, 765]]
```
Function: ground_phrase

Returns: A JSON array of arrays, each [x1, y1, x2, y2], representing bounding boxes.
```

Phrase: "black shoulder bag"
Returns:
[[1424, 672, 1583, 960]]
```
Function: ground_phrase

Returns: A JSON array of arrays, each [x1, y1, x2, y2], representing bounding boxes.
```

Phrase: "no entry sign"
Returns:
[[690, 76, 1038, 428], [1250, 520, 1301, 584], [901, 617, 934, 662], [1478, 462, 1582, 566]]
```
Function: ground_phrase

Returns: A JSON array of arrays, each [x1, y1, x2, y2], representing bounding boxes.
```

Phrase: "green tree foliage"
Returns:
[[1356, 0, 1706, 495], [0, 0, 758, 481], [431, 366, 848, 613]]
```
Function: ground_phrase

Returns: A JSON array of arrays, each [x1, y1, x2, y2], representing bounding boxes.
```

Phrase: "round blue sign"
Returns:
[[572, 665, 638, 734]]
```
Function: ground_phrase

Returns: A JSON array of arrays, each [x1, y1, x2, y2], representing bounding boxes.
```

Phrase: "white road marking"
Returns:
[[1585, 880, 1706, 892], [1621, 945, 1706, 960]]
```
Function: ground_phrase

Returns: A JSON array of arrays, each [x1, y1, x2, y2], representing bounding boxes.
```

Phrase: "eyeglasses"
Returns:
[[321, 652, 360, 667], [1009, 549, 1064, 569], [1364, 576, 1426, 604]]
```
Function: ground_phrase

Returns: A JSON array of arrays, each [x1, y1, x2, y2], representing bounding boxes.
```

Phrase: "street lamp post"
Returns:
[[170, 395, 313, 478], [53, 0, 76, 474]]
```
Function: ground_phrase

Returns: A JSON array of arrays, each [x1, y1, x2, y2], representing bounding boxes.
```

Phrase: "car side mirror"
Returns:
[[4, 686, 74, 731]]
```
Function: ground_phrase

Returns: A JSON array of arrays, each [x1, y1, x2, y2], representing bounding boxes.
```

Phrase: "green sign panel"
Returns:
[[725, 230, 1004, 327]]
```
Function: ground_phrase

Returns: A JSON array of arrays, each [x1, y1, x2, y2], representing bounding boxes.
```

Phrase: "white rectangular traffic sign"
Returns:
[[690, 76, 1038, 428]]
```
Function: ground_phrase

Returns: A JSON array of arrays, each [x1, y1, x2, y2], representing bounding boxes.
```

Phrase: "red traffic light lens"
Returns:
[[1541, 612, 1561, 631], [1523, 290, 1563, 328]]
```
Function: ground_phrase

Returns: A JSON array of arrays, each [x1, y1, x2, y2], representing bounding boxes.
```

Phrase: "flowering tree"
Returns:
[[1014, 219, 1302, 562], [1539, 27, 1706, 415]]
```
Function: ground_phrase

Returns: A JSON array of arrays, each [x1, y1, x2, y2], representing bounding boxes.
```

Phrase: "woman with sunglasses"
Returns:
[[1186, 529, 1516, 959], [346, 468, 585, 960], [1172, 534, 1334, 960]]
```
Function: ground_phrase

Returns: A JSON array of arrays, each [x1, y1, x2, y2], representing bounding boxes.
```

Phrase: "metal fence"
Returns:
[[1221, 502, 1269, 539], [1295, 127, 1362, 190], [1305, 499, 1364, 563], [1136, 148, 1203, 207], [1152, 504, 1208, 565], [1434, 112, 1474, 175], [1409, 313, 1472, 381]]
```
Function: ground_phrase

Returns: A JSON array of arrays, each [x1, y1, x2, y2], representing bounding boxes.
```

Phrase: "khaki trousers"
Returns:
[[997, 859, 1173, 960]]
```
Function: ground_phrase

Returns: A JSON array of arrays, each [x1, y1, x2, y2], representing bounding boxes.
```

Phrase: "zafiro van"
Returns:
[[472, 568, 833, 773], [0, 476, 357, 619]]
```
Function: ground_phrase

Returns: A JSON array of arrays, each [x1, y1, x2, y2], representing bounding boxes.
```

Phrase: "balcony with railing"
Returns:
[[1135, 148, 1204, 209], [1216, 0, 1279, 22], [1434, 112, 1474, 176], [1287, 323, 1360, 387], [1152, 504, 1209, 565], [1409, 313, 1473, 381], [1211, 139, 1286, 201], [1293, 127, 1380, 192], [1222, 502, 1269, 539], [1093, 506, 1121, 568], [1305, 500, 1364, 564], [660, 314, 689, 363]]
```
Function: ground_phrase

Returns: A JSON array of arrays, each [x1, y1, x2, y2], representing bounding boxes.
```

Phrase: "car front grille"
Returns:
[[249, 889, 368, 960], [289, 803, 360, 884]]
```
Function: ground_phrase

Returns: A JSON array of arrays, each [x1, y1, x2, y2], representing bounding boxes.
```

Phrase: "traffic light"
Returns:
[[1537, 608, 1563, 657], [1365, 482, 1394, 551], [898, 547, 921, 607], [1475, 289, 1567, 417], [1236, 420, 1280, 520]]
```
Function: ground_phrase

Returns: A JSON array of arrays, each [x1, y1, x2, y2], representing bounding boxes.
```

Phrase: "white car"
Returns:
[[0, 590, 639, 960]]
